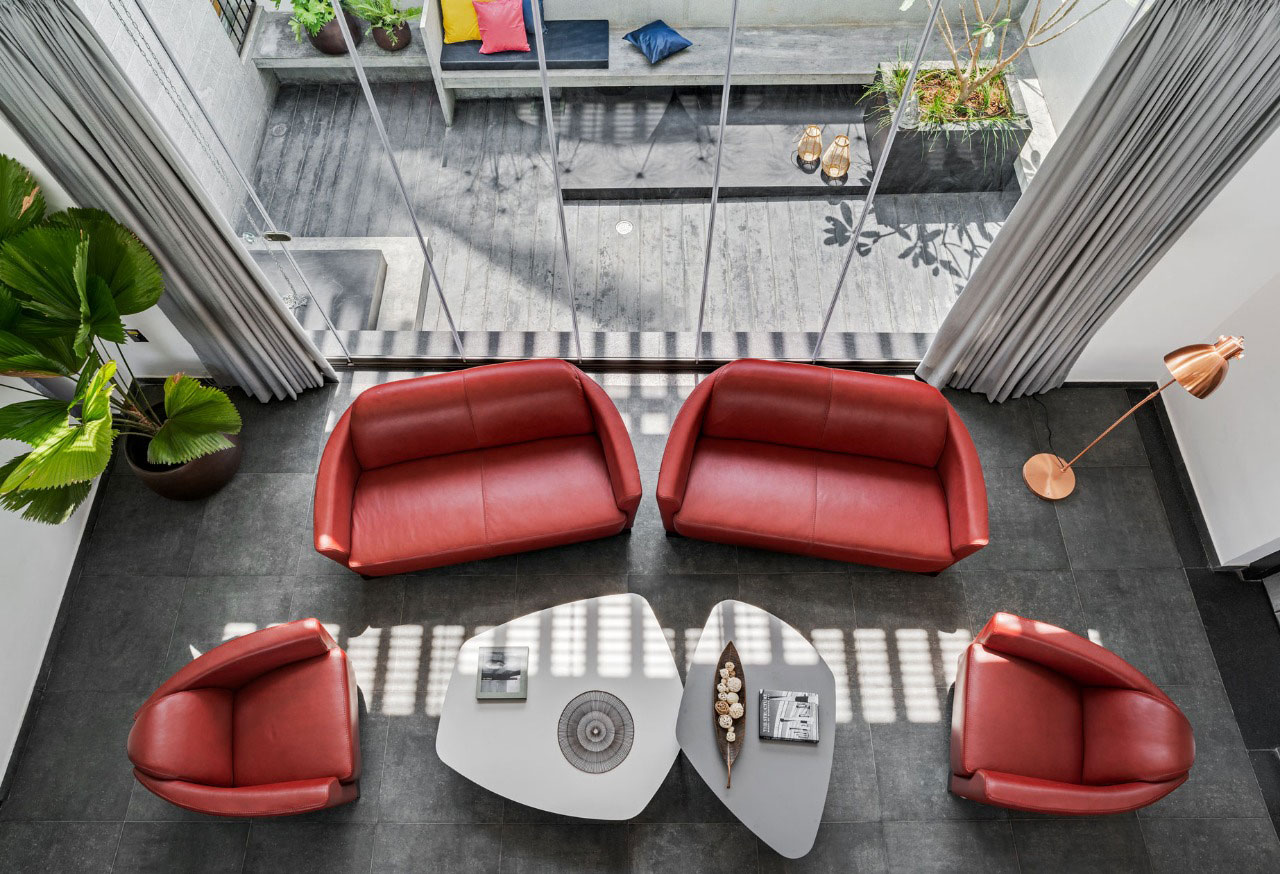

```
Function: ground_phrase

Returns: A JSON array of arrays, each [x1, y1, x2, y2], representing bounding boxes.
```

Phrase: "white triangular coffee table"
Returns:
[[436, 593, 683, 819], [677, 600, 837, 859]]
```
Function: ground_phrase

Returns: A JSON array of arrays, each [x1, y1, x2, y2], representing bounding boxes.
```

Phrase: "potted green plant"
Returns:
[[0, 154, 243, 522], [865, 0, 1110, 192], [347, 0, 422, 51], [271, 0, 364, 55]]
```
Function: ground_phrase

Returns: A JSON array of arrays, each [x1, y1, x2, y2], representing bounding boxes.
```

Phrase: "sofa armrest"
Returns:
[[580, 374, 643, 527], [976, 612, 1170, 700], [937, 406, 989, 560], [314, 407, 361, 567], [139, 619, 336, 712], [656, 376, 714, 531], [951, 769, 1185, 815], [133, 771, 355, 817]]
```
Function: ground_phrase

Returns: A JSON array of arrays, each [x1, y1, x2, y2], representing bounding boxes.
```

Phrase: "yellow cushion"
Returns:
[[442, 0, 485, 43]]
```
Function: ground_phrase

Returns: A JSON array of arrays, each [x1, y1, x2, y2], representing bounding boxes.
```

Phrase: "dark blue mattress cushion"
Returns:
[[439, 19, 608, 71], [623, 20, 692, 65]]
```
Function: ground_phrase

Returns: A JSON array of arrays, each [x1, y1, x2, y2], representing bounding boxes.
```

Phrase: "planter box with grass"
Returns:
[[864, 61, 1031, 194]]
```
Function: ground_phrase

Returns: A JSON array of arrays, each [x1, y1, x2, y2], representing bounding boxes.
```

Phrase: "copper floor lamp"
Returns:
[[1023, 335, 1245, 500]]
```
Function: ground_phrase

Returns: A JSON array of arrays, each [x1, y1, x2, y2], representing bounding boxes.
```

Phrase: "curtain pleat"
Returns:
[[0, 0, 336, 400], [917, 1, 1280, 401]]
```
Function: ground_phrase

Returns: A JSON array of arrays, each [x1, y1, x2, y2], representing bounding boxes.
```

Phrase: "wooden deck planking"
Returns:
[[250, 83, 1012, 338]]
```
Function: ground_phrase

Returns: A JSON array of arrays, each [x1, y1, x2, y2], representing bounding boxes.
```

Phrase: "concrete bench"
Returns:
[[424, 11, 922, 125], [251, 7, 922, 126]]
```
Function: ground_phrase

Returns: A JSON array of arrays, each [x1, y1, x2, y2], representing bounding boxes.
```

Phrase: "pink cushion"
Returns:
[[474, 0, 529, 53]]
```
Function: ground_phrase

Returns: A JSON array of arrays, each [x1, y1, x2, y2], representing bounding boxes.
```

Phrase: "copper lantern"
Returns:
[[797, 125, 823, 164], [821, 135, 851, 179]]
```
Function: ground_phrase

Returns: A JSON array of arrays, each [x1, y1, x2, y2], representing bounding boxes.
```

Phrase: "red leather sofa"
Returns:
[[657, 359, 988, 572], [127, 619, 361, 817], [951, 612, 1195, 814], [314, 359, 642, 576]]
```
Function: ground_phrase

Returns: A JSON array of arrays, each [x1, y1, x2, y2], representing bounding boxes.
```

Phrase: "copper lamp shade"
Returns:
[[1164, 334, 1245, 398], [1023, 335, 1245, 500]]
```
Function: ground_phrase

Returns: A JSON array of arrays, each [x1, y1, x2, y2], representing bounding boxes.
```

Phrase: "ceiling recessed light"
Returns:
[[616, 220, 634, 236]]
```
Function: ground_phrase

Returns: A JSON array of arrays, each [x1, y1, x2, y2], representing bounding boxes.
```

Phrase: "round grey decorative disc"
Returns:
[[558, 690, 634, 774]]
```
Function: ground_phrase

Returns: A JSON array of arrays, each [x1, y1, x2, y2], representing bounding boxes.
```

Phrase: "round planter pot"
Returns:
[[125, 433, 244, 501], [308, 12, 364, 55], [373, 23, 411, 51]]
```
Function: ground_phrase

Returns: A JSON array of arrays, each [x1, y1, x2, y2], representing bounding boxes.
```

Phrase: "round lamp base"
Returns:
[[1023, 453, 1076, 501]]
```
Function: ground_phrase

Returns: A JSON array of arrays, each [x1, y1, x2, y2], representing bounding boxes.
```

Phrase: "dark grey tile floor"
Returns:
[[3, 371, 1278, 873]]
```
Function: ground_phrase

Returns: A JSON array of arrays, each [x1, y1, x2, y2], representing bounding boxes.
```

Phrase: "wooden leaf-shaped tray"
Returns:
[[713, 641, 745, 788]]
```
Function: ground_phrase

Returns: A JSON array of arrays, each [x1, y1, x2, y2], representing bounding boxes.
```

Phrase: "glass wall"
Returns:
[[121, 0, 1143, 366]]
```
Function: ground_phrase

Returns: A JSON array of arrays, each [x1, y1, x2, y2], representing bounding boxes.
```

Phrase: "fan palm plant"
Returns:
[[0, 154, 241, 524]]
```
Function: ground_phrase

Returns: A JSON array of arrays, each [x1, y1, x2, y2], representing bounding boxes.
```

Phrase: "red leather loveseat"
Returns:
[[314, 359, 642, 576], [951, 613, 1195, 814], [657, 359, 988, 572], [127, 619, 361, 817]]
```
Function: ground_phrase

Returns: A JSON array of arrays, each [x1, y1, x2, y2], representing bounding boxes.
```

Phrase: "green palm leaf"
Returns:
[[0, 155, 46, 245], [148, 373, 241, 465], [0, 417, 115, 492], [46, 209, 164, 315], [0, 398, 71, 445], [0, 226, 82, 327], [0, 361, 117, 493], [0, 455, 92, 524], [0, 330, 75, 377]]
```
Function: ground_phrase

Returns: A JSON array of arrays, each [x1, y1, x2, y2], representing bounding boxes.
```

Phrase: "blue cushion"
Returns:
[[623, 20, 692, 65], [522, 0, 546, 34]]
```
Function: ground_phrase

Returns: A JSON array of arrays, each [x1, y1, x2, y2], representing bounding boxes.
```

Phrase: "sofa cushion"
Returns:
[[349, 435, 624, 572], [623, 20, 693, 65], [233, 650, 357, 787], [349, 359, 594, 470], [702, 360, 949, 468], [1081, 687, 1196, 785], [673, 437, 953, 569], [474, 0, 529, 54], [442, 0, 485, 43], [955, 645, 1084, 784], [128, 688, 234, 787]]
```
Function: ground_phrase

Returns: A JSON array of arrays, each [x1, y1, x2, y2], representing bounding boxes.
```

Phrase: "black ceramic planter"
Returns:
[[864, 63, 1032, 194], [126, 432, 243, 501], [373, 23, 411, 51], [308, 12, 364, 55]]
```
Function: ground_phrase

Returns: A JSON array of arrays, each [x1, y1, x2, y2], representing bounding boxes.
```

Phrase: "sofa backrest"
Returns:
[[348, 359, 596, 470], [701, 359, 950, 467]]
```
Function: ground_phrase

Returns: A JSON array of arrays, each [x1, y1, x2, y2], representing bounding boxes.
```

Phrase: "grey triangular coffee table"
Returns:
[[676, 600, 837, 859], [436, 593, 684, 819]]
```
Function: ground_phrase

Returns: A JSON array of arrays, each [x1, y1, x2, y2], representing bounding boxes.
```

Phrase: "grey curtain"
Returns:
[[0, 0, 336, 400], [917, 0, 1280, 401]]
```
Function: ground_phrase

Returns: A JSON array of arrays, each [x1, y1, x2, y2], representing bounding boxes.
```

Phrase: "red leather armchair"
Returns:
[[314, 359, 642, 576], [127, 619, 360, 817], [657, 359, 988, 572], [951, 613, 1195, 815]]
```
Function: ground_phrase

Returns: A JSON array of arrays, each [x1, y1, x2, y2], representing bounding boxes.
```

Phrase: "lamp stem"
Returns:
[[1061, 377, 1176, 469]]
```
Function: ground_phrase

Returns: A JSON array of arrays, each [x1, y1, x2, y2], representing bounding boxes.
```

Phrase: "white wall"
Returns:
[[1071, 126, 1280, 567], [0, 383, 100, 780], [1164, 281, 1280, 567], [1021, 0, 1140, 132]]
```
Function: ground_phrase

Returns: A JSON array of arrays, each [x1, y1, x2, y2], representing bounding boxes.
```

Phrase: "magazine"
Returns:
[[758, 689, 820, 743]]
